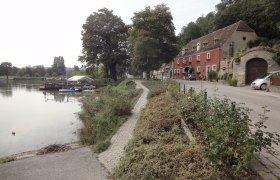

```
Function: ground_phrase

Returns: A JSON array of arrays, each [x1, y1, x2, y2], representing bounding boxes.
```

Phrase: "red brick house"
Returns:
[[172, 20, 258, 80]]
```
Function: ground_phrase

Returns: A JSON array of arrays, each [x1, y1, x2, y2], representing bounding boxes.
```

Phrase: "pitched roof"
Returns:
[[177, 20, 255, 57], [67, 75, 93, 82]]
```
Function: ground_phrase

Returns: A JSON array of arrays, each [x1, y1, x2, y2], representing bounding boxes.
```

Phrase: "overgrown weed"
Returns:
[[115, 92, 224, 179], [78, 79, 141, 153]]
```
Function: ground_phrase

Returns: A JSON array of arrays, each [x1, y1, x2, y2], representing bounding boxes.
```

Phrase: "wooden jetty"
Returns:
[[39, 80, 109, 90]]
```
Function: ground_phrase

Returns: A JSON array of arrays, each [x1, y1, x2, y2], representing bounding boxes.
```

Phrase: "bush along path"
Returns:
[[114, 80, 280, 179], [177, 87, 280, 179], [98, 80, 149, 173]]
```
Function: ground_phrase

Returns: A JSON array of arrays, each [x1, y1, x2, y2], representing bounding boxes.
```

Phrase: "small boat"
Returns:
[[82, 85, 96, 92], [59, 87, 80, 93]]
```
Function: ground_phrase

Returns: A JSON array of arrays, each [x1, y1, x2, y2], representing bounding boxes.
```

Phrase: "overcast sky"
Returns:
[[0, 0, 220, 68]]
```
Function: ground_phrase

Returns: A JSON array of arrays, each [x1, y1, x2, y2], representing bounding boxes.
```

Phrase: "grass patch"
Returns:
[[114, 92, 224, 179], [142, 79, 178, 99], [228, 79, 238, 87], [0, 157, 16, 164], [79, 79, 141, 153]]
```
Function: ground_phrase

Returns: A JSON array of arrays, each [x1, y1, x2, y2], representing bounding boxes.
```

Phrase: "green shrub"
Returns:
[[0, 157, 16, 164], [207, 71, 218, 81], [273, 51, 280, 65], [79, 79, 141, 152], [143, 79, 179, 99], [94, 139, 111, 153], [228, 79, 238, 87], [178, 91, 280, 177]]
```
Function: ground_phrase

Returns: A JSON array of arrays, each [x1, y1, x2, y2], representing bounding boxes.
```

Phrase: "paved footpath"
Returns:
[[0, 147, 110, 180], [98, 80, 149, 173], [251, 148, 280, 180]]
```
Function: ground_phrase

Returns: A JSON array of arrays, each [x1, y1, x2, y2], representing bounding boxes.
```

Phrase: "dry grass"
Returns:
[[114, 93, 224, 179]]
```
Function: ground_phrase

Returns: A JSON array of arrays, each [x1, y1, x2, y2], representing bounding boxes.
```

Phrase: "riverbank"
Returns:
[[0, 142, 82, 164]]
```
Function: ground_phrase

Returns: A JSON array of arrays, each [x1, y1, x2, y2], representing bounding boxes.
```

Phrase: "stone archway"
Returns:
[[245, 58, 268, 84], [232, 46, 279, 86]]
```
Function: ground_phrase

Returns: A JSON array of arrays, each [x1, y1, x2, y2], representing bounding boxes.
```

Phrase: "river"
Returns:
[[0, 79, 85, 158]]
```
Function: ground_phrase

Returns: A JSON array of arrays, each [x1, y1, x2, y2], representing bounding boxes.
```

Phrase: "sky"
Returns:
[[0, 0, 221, 68]]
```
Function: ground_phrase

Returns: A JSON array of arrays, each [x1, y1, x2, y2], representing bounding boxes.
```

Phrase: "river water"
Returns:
[[0, 80, 84, 158]]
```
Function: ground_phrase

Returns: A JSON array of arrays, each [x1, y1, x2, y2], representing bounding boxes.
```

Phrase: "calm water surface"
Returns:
[[0, 80, 85, 158]]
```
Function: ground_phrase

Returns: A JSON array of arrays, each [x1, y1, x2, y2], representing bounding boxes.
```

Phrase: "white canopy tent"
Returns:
[[67, 76, 93, 84]]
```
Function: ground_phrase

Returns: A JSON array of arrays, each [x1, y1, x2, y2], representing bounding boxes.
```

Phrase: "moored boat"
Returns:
[[59, 87, 81, 93]]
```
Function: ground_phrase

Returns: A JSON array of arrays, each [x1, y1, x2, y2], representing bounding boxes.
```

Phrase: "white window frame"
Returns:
[[207, 52, 211, 60], [177, 59, 180, 64], [183, 58, 186, 64], [212, 64, 217, 71], [197, 55, 200, 61], [197, 66, 201, 73], [174, 69, 176, 74], [188, 56, 192, 62], [177, 69, 180, 74], [197, 43, 201, 51]]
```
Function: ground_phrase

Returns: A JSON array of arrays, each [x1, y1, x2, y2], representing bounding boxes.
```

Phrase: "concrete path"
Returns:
[[98, 81, 149, 173], [0, 147, 110, 180]]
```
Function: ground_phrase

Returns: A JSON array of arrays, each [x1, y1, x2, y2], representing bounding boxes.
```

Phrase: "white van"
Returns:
[[251, 70, 280, 90]]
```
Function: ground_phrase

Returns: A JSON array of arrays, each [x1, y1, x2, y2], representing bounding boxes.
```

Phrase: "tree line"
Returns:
[[0, 56, 82, 79]]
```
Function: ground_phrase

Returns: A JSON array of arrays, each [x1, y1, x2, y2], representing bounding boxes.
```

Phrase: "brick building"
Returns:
[[172, 20, 258, 80]]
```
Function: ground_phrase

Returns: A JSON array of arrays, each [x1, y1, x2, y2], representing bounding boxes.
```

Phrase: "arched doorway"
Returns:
[[245, 58, 268, 84]]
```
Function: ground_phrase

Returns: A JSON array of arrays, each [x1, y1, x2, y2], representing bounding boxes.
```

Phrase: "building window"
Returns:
[[202, 40, 208, 47], [177, 59, 180, 64], [181, 68, 185, 73], [197, 43, 201, 51], [212, 65, 217, 71], [243, 36, 246, 40], [207, 52, 211, 60], [197, 66, 201, 73], [177, 69, 180, 74], [214, 37, 220, 44], [188, 56, 192, 62], [183, 58, 186, 64], [174, 69, 176, 74], [197, 55, 200, 61]]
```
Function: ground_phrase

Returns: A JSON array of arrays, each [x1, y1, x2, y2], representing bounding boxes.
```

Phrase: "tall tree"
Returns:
[[0, 62, 12, 80], [214, 0, 280, 39], [51, 56, 66, 76], [129, 4, 177, 75], [196, 12, 215, 36], [177, 22, 202, 49], [34, 65, 46, 77], [73, 65, 80, 72], [80, 8, 129, 81]]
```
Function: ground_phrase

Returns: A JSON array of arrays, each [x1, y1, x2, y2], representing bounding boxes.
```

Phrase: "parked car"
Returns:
[[186, 74, 196, 81], [251, 70, 280, 90]]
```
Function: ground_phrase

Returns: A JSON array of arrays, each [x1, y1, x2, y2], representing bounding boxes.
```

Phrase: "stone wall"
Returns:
[[233, 47, 279, 85]]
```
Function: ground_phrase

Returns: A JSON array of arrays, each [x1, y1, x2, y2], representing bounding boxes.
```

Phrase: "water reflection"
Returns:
[[0, 80, 13, 98], [0, 80, 84, 158], [42, 91, 84, 103]]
